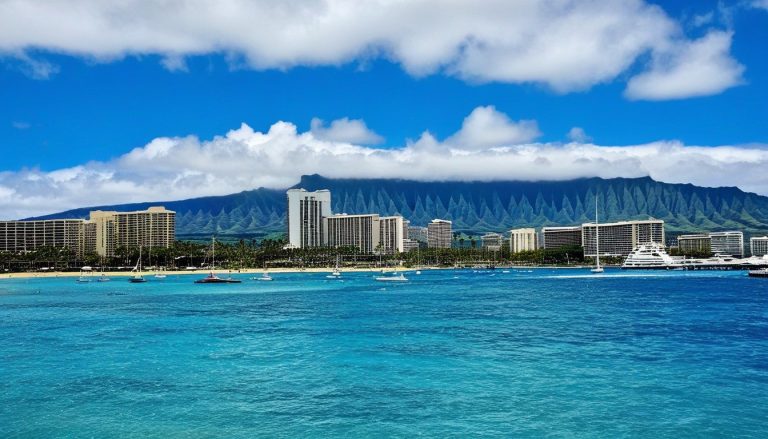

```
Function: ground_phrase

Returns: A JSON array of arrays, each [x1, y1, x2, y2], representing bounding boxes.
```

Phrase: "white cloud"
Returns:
[[691, 12, 714, 28], [310, 117, 384, 145], [752, 1, 768, 10], [567, 127, 592, 143], [445, 106, 540, 150], [0, 0, 744, 98], [1, 107, 768, 219], [625, 31, 744, 100]]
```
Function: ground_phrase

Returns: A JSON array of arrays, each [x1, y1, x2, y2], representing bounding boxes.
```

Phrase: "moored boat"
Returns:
[[195, 236, 241, 284], [748, 268, 768, 278], [195, 272, 242, 284], [622, 243, 684, 269], [375, 273, 408, 282], [253, 272, 273, 281]]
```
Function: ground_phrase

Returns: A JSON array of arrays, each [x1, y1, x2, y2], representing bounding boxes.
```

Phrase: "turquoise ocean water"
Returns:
[[1, 269, 766, 438]]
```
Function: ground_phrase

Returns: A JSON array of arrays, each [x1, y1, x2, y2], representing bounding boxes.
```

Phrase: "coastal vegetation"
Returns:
[[0, 242, 590, 273]]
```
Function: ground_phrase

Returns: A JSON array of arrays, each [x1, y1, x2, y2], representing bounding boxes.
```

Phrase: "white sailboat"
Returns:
[[327, 255, 342, 279], [196, 236, 241, 284], [591, 198, 604, 274], [76, 266, 92, 283], [129, 246, 147, 283]]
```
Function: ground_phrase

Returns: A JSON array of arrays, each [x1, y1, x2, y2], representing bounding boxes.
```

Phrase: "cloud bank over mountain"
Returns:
[[0, 0, 743, 99], [1, 106, 767, 219]]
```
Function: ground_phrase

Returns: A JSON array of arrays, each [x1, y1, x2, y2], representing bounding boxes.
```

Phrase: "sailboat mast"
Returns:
[[595, 199, 600, 269]]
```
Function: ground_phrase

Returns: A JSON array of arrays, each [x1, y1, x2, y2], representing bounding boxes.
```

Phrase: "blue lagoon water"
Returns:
[[1, 269, 766, 438]]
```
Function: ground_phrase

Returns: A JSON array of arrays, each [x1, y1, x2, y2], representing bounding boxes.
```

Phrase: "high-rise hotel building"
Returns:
[[323, 214, 405, 254], [427, 219, 452, 249], [541, 226, 582, 249], [509, 228, 538, 253], [582, 219, 664, 257], [88, 206, 175, 257], [379, 216, 405, 254], [710, 231, 744, 258], [0, 219, 86, 254], [0, 206, 175, 257], [324, 214, 381, 254], [286, 189, 332, 249]]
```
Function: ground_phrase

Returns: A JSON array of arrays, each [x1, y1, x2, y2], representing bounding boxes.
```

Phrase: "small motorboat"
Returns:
[[129, 275, 147, 283], [326, 268, 342, 279], [154, 273, 167, 279], [195, 272, 241, 284], [375, 273, 408, 282], [97, 274, 111, 282], [253, 272, 273, 281]]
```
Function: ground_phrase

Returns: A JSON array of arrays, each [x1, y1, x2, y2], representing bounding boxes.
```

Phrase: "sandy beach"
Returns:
[[0, 265, 598, 280], [0, 266, 435, 280]]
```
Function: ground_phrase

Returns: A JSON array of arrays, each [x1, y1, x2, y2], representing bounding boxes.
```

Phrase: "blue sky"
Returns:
[[1, 0, 767, 218]]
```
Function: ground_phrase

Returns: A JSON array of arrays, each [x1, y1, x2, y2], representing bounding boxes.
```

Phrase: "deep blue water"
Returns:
[[1, 269, 766, 438]]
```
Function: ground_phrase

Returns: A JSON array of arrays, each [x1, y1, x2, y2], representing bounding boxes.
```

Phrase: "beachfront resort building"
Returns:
[[0, 206, 175, 257], [677, 234, 712, 255], [509, 228, 538, 253], [286, 189, 332, 249], [427, 219, 452, 248], [408, 226, 429, 244], [402, 239, 420, 252], [0, 219, 86, 255], [710, 231, 744, 258], [87, 206, 176, 257], [379, 216, 405, 254], [541, 226, 582, 250], [481, 233, 504, 251], [751, 236, 768, 257], [582, 219, 664, 257], [324, 214, 381, 254]]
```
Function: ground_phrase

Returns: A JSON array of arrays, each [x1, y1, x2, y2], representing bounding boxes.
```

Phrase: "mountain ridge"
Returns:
[[28, 174, 768, 238]]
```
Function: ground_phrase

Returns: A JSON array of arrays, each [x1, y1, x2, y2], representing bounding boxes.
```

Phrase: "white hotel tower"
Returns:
[[286, 189, 332, 249]]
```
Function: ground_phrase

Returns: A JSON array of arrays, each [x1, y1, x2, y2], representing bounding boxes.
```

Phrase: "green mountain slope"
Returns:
[[30, 174, 768, 238]]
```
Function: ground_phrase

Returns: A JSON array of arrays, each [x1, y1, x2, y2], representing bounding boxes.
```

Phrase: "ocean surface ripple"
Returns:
[[1, 269, 766, 438]]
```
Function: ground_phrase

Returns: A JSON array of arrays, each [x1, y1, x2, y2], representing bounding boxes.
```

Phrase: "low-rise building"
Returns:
[[509, 228, 538, 253], [677, 234, 711, 254], [751, 236, 768, 257], [402, 239, 420, 253], [408, 226, 429, 244], [481, 232, 503, 251]]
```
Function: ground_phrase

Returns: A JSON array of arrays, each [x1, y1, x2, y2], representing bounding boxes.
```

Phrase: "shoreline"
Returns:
[[0, 265, 600, 280]]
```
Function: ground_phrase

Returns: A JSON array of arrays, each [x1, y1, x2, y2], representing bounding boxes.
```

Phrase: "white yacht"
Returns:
[[622, 243, 685, 269], [375, 272, 408, 282], [253, 272, 273, 281]]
